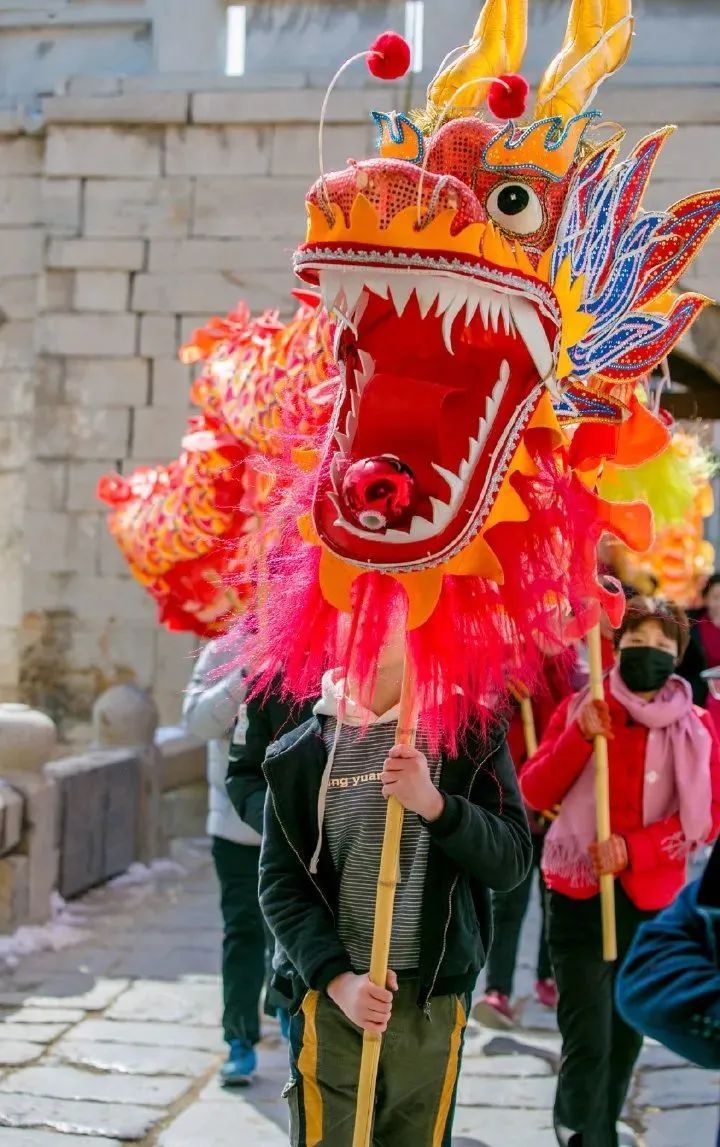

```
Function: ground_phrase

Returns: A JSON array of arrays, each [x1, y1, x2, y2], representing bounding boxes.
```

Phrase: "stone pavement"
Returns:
[[0, 841, 717, 1147]]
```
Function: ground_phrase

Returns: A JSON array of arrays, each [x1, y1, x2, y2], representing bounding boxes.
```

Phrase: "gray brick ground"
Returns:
[[0, 1064, 192, 1107], [52, 1039, 216, 1077], [0, 840, 714, 1146]]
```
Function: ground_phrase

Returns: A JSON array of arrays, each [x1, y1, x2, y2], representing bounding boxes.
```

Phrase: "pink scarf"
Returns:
[[543, 669, 712, 888]]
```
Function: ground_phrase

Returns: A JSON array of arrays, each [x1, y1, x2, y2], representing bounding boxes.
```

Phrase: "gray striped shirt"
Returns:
[[322, 717, 441, 973]]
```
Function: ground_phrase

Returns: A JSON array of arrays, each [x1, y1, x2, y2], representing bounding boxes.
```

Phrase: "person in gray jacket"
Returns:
[[183, 638, 265, 1087]]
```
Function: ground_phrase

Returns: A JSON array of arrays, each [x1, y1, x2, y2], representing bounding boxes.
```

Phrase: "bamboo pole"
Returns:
[[352, 658, 418, 1147], [586, 623, 617, 962], [519, 696, 538, 757]]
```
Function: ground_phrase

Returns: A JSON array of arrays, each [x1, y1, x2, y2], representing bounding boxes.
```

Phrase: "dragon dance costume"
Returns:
[[98, 3, 720, 1146], [100, 5, 720, 734]]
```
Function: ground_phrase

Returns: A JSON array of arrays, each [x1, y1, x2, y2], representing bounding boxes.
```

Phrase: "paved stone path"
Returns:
[[0, 841, 717, 1146]]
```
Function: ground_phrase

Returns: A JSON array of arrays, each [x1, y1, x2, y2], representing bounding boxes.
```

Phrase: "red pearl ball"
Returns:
[[341, 455, 416, 531]]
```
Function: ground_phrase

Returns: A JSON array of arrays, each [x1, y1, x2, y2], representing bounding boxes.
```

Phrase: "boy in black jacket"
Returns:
[[259, 652, 532, 1146]]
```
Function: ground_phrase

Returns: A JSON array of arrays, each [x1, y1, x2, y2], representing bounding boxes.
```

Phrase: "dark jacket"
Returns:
[[226, 689, 315, 836], [678, 609, 710, 707], [617, 837, 720, 1073], [259, 715, 532, 1012]]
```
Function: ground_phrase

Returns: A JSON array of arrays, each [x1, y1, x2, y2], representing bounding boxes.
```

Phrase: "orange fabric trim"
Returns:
[[432, 997, 466, 1147], [298, 991, 323, 1147]]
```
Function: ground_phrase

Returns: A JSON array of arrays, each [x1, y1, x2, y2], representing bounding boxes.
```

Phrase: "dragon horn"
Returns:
[[535, 0, 634, 122], [427, 0, 528, 117]]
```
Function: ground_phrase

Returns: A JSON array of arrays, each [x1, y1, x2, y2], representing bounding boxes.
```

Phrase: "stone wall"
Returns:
[[8, 84, 385, 726], [0, 74, 719, 725]]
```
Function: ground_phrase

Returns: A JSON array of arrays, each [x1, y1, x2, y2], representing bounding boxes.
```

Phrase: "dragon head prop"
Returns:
[[238, 0, 720, 740]]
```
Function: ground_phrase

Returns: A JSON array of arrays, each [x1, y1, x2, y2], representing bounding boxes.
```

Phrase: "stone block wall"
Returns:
[[7, 83, 383, 728], [0, 80, 717, 727]]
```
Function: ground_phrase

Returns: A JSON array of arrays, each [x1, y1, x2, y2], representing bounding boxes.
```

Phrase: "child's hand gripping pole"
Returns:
[[352, 657, 418, 1147], [587, 623, 617, 962]]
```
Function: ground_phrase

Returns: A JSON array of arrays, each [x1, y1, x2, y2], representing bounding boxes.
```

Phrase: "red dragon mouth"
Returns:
[[299, 251, 560, 572]]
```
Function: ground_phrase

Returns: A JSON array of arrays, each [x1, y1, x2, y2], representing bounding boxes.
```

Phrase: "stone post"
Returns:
[[0, 702, 59, 928], [92, 683, 161, 863]]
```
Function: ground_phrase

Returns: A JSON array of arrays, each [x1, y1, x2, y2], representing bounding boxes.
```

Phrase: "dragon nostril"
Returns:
[[341, 455, 416, 530]]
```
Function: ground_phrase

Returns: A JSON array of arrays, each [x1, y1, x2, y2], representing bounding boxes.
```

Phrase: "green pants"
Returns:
[[285, 981, 468, 1147]]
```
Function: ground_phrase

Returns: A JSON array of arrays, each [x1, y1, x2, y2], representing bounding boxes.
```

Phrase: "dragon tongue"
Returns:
[[349, 371, 443, 461]]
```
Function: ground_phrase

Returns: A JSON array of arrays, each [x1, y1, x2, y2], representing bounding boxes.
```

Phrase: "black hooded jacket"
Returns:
[[259, 715, 532, 1012]]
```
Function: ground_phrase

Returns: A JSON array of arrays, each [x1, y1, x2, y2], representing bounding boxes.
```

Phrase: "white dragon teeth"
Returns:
[[486, 377, 506, 421], [429, 365, 506, 505], [500, 296, 514, 336], [488, 294, 501, 334], [388, 277, 414, 317], [416, 279, 438, 319], [364, 275, 389, 299], [320, 266, 548, 548], [330, 355, 514, 546], [508, 294, 554, 380], [441, 295, 465, 355], [342, 277, 365, 314], [330, 455, 342, 486], [321, 272, 343, 311], [432, 464, 465, 503], [354, 349, 374, 394], [429, 497, 449, 525], [319, 269, 554, 375], [435, 284, 457, 318]]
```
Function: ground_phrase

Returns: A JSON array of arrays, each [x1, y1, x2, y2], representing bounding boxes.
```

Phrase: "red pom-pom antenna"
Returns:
[[367, 31, 412, 81], [318, 32, 411, 207], [487, 73, 530, 121]]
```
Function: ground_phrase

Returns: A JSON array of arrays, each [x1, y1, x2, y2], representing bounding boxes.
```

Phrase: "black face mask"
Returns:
[[619, 647, 675, 693]]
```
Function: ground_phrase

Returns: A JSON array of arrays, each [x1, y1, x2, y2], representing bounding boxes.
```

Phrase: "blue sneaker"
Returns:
[[278, 1008, 291, 1042], [220, 1039, 256, 1087]]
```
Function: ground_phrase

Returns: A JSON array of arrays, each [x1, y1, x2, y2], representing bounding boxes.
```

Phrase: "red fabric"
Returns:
[[507, 652, 578, 771], [508, 652, 578, 835], [699, 618, 720, 667], [601, 635, 615, 671], [699, 618, 720, 736], [520, 690, 720, 911]]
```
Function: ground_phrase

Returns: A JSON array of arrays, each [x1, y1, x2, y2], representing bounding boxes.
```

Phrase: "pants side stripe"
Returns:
[[298, 990, 323, 1147], [432, 997, 466, 1147]]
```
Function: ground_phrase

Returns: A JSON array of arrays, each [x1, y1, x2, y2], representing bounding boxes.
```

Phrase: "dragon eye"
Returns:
[[487, 182, 543, 236]]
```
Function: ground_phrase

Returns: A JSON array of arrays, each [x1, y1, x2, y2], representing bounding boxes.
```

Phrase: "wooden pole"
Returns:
[[352, 658, 418, 1147], [519, 696, 538, 757], [586, 623, 617, 962]]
